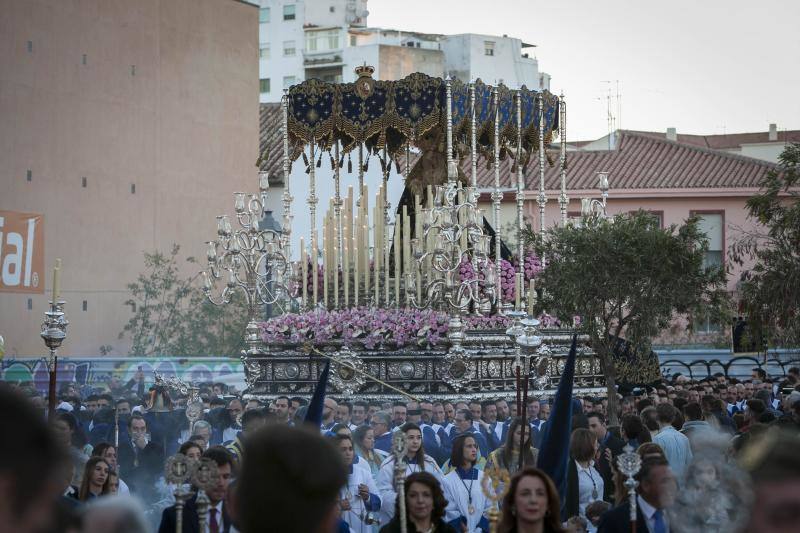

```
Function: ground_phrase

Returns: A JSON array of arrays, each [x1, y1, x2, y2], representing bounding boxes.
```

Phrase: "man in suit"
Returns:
[[158, 446, 235, 533], [598, 457, 676, 533], [117, 414, 164, 501], [587, 411, 625, 502]]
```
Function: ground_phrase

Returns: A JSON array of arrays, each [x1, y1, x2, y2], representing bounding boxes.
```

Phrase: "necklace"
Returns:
[[459, 468, 476, 515], [581, 466, 598, 500]]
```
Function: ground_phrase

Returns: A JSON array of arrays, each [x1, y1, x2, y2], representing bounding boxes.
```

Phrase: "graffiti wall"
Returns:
[[0, 356, 245, 395]]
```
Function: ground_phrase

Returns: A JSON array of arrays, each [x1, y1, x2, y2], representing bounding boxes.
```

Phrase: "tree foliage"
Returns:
[[119, 245, 249, 356], [527, 211, 730, 424], [730, 143, 800, 347]]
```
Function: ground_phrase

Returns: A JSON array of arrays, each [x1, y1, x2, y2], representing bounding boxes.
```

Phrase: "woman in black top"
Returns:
[[380, 472, 457, 533]]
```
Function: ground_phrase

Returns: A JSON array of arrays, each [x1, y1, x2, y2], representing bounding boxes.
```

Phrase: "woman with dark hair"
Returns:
[[620, 414, 651, 449], [178, 440, 204, 461], [443, 434, 490, 532], [334, 434, 382, 533], [377, 423, 444, 524], [379, 472, 457, 533], [78, 456, 111, 501], [565, 428, 603, 520], [92, 442, 130, 494], [486, 417, 538, 475], [498, 468, 564, 533], [327, 423, 352, 437], [353, 424, 388, 478], [53, 412, 92, 486]]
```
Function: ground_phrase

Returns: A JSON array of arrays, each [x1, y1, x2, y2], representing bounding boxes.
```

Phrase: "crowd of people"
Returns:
[[2, 365, 800, 532]]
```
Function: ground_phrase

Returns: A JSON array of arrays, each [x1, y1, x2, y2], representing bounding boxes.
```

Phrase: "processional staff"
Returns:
[[392, 431, 408, 533], [616, 445, 642, 533], [482, 462, 511, 533]]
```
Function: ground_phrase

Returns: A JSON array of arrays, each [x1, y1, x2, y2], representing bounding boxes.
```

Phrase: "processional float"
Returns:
[[201, 67, 611, 400]]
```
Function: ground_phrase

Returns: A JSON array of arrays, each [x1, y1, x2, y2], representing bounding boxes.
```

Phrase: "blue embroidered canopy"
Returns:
[[285, 73, 559, 163]]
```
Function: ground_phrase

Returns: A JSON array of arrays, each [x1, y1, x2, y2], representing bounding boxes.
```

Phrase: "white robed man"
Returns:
[[442, 434, 491, 533], [333, 434, 381, 533], [376, 423, 445, 525]]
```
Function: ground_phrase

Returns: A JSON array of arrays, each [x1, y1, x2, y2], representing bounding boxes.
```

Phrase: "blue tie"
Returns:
[[653, 509, 667, 533]]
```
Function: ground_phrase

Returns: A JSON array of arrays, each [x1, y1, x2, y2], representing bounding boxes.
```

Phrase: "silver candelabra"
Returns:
[[41, 299, 68, 416], [202, 171, 292, 357], [580, 172, 610, 218], [406, 179, 496, 352]]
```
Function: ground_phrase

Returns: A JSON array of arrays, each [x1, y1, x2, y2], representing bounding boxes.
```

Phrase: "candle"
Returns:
[[344, 240, 349, 307], [312, 230, 319, 305], [300, 237, 307, 307], [394, 216, 400, 305], [515, 272, 522, 310], [363, 224, 369, 304], [528, 279, 535, 317], [402, 208, 410, 306], [333, 224, 339, 309], [374, 200, 381, 305], [354, 217, 359, 306], [51, 258, 62, 303], [323, 245, 328, 309]]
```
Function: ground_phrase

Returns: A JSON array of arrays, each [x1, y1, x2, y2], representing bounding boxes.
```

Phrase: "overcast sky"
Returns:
[[368, 0, 800, 141]]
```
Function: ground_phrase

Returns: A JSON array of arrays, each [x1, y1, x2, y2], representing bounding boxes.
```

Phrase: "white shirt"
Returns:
[[340, 465, 380, 533], [638, 494, 669, 533], [376, 454, 444, 524], [118, 477, 130, 495], [442, 468, 490, 533], [205, 500, 224, 533], [576, 461, 604, 518]]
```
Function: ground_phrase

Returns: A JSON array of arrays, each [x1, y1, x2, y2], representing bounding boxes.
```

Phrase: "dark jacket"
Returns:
[[597, 501, 649, 533], [379, 517, 457, 533], [565, 458, 579, 519], [158, 495, 232, 533], [596, 432, 625, 501], [117, 439, 164, 499]]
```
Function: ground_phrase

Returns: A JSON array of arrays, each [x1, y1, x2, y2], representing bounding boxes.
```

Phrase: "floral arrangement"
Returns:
[[260, 305, 571, 349]]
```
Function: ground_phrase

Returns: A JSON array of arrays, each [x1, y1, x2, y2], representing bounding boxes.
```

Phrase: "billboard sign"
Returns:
[[0, 211, 44, 293]]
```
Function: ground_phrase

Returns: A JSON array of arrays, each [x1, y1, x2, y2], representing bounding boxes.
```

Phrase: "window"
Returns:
[[81, 177, 87, 188], [283, 40, 296, 56], [82, 300, 88, 311], [27, 170, 32, 181], [695, 310, 722, 334], [306, 30, 339, 52], [350, 35, 357, 46], [630, 210, 664, 228], [330, 5, 335, 12], [260, 78, 271, 94], [259, 43, 270, 59], [259, 7, 270, 23], [27, 298, 32, 310], [283, 4, 296, 20], [131, 183, 136, 194], [485, 41, 495, 56], [693, 211, 724, 269], [283, 76, 296, 89]]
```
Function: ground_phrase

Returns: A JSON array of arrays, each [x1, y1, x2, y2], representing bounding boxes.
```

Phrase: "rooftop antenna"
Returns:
[[600, 81, 621, 149]]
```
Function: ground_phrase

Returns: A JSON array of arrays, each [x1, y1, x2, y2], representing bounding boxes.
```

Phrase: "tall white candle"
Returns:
[[312, 230, 318, 305], [394, 217, 400, 305], [300, 237, 307, 308]]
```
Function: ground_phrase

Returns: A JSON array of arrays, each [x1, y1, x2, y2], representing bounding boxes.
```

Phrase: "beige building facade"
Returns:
[[1, 0, 260, 356]]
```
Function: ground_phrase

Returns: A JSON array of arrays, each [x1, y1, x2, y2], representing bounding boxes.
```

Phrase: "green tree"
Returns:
[[730, 143, 800, 347], [527, 211, 729, 424], [119, 245, 249, 356]]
